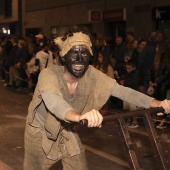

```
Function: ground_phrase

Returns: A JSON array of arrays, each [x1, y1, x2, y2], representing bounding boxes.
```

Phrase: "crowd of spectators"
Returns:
[[0, 33, 58, 94], [0, 30, 170, 128], [92, 31, 170, 129]]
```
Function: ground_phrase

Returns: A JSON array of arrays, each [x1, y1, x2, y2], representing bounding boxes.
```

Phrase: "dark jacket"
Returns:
[[112, 43, 127, 64], [149, 55, 170, 87], [15, 46, 29, 66], [7, 44, 19, 66], [137, 42, 156, 77], [113, 43, 127, 77], [123, 70, 140, 91]]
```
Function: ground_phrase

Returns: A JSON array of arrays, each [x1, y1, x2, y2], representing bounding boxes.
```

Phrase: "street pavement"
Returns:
[[0, 81, 170, 170]]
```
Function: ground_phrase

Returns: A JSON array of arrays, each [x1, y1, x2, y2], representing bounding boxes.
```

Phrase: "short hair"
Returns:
[[39, 38, 48, 48], [18, 39, 26, 47], [138, 39, 147, 44], [126, 59, 136, 68], [10, 35, 19, 43], [116, 36, 123, 40], [126, 32, 134, 37]]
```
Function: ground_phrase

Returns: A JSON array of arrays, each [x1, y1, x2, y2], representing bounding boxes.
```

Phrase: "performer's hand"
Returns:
[[150, 99, 170, 114], [158, 99, 170, 114], [79, 109, 103, 128]]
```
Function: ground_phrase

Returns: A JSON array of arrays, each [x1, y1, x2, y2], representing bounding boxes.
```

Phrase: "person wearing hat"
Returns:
[[35, 33, 44, 40], [35, 39, 55, 71], [34, 33, 44, 54], [30, 38, 55, 88], [23, 30, 170, 170]]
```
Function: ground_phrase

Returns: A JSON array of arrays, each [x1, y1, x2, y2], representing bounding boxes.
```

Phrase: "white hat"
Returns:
[[35, 34, 44, 39]]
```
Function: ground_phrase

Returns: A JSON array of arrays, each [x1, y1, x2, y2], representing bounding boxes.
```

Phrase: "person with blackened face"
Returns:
[[64, 45, 90, 78], [24, 31, 170, 170]]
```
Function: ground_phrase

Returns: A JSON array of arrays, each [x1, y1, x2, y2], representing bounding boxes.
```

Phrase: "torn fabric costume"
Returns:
[[54, 32, 93, 57], [24, 64, 154, 170], [24, 32, 154, 170]]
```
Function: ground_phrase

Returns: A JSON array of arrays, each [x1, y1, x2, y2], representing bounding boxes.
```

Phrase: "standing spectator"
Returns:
[[156, 31, 168, 52], [124, 39, 139, 63], [93, 48, 114, 111], [5, 35, 19, 87], [34, 33, 44, 54], [130, 39, 147, 93], [131, 39, 147, 64], [0, 42, 6, 81], [35, 39, 55, 72], [120, 60, 141, 128], [111, 36, 127, 78], [125, 32, 135, 48], [137, 32, 157, 93], [49, 39, 60, 65], [15, 39, 29, 91], [2, 38, 13, 86], [26, 51, 37, 94], [148, 45, 170, 129], [93, 49, 114, 78], [25, 37, 35, 61]]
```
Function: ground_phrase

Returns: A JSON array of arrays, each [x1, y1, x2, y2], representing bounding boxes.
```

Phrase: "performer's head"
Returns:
[[54, 30, 93, 78]]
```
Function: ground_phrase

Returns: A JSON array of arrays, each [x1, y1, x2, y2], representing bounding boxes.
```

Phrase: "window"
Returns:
[[5, 0, 12, 17]]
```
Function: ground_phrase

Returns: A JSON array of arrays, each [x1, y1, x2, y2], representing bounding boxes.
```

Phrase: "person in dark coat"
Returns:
[[137, 32, 157, 93], [2, 38, 13, 86], [148, 45, 170, 129], [120, 60, 141, 128], [5, 35, 19, 87], [15, 39, 29, 90], [111, 36, 127, 78]]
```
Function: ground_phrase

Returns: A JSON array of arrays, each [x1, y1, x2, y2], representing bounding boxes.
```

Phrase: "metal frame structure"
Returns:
[[80, 107, 169, 170]]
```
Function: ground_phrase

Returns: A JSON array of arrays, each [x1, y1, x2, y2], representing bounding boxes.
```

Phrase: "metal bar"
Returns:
[[116, 115, 143, 170], [79, 107, 168, 169], [100, 107, 164, 117], [80, 107, 164, 126], [143, 110, 168, 170]]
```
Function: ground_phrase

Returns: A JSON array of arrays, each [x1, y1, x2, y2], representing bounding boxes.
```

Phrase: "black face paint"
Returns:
[[64, 45, 91, 78]]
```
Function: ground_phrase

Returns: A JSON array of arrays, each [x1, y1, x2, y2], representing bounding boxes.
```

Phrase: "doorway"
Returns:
[[105, 21, 126, 45]]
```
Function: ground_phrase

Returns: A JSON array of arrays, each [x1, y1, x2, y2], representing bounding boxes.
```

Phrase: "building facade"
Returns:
[[1, 0, 170, 40], [0, 0, 21, 35]]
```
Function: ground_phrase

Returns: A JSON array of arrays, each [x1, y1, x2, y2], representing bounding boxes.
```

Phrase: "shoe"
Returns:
[[156, 121, 167, 129], [126, 120, 132, 126], [127, 123, 139, 128]]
